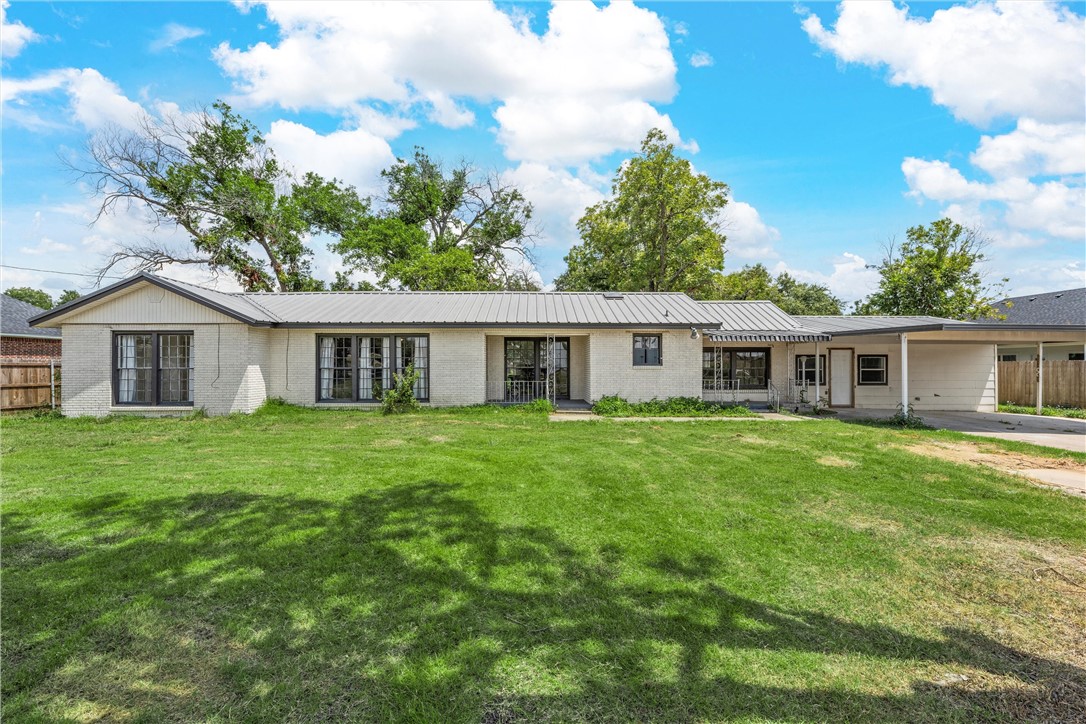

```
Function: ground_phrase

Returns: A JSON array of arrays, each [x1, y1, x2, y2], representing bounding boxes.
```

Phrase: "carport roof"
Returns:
[[796, 315, 1086, 336]]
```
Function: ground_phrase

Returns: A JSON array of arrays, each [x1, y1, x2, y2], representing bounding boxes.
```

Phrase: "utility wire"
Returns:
[[0, 264, 125, 280]]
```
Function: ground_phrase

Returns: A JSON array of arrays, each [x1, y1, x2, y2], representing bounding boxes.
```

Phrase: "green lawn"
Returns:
[[998, 403, 1086, 420], [3, 404, 1084, 722]]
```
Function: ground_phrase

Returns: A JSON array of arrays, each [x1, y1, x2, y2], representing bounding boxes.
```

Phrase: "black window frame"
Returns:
[[316, 334, 430, 403], [795, 354, 826, 386], [111, 330, 195, 407], [503, 337, 571, 400], [701, 347, 771, 390], [632, 334, 663, 367], [857, 354, 889, 386]]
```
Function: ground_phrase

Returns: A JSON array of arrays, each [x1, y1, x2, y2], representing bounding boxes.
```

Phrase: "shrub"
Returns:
[[881, 403, 931, 429], [520, 398, 556, 414], [592, 396, 753, 418], [381, 366, 421, 415]]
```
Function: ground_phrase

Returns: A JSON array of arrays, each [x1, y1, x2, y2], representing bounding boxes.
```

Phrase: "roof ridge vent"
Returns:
[[602, 292, 624, 300]]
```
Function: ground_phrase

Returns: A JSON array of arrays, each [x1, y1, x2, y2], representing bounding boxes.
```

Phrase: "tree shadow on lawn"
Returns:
[[3, 482, 1082, 721]]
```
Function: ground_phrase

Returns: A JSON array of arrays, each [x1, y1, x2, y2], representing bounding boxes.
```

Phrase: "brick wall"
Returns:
[[587, 329, 702, 402], [1, 336, 61, 360]]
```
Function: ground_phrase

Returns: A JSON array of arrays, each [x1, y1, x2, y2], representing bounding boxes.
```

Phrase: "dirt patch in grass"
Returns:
[[429, 435, 450, 443], [898, 440, 1085, 493], [816, 455, 857, 468], [372, 438, 406, 448]]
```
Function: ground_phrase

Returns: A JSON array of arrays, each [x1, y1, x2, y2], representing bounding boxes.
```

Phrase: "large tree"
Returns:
[[715, 264, 843, 315], [555, 129, 729, 295], [332, 149, 537, 290], [3, 288, 80, 309], [74, 102, 369, 291], [856, 218, 1005, 319]]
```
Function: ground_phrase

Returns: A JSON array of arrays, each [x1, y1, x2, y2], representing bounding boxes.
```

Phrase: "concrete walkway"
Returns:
[[834, 409, 1086, 453]]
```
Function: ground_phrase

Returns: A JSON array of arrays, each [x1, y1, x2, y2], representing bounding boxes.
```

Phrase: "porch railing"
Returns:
[[487, 379, 552, 403], [701, 379, 775, 406]]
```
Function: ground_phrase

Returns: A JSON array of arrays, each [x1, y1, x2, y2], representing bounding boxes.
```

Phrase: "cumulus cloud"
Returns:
[[805, 1, 1085, 259], [215, 1, 690, 165], [773, 252, 881, 303], [720, 201, 780, 261], [1, 0, 38, 58], [265, 120, 395, 195], [2, 67, 143, 130], [149, 22, 205, 53], [689, 51, 714, 68], [802, 0, 1085, 125], [19, 237, 74, 255]]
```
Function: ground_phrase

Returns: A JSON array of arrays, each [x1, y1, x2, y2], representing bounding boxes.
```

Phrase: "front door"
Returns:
[[829, 348, 853, 407]]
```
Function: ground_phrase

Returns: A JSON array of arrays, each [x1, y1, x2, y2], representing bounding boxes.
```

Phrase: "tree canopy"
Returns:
[[75, 102, 369, 291], [714, 264, 844, 315], [555, 129, 729, 296], [332, 149, 537, 291], [856, 218, 1005, 319], [4, 288, 80, 309]]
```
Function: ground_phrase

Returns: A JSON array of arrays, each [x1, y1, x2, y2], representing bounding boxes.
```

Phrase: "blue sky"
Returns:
[[3, 1, 1084, 302]]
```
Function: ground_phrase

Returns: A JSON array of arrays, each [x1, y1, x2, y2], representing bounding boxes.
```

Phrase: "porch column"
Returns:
[[813, 340, 820, 404], [1036, 341, 1044, 414], [900, 333, 909, 410]]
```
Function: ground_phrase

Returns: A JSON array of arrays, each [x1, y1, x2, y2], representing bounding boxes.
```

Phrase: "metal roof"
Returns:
[[698, 301, 831, 342], [795, 315, 961, 335], [248, 290, 718, 326], [30, 273, 720, 328], [2, 294, 62, 338], [989, 287, 1085, 326]]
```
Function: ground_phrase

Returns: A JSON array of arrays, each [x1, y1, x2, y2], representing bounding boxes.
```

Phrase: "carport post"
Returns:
[[813, 340, 820, 405], [1036, 341, 1044, 414], [900, 333, 909, 410]]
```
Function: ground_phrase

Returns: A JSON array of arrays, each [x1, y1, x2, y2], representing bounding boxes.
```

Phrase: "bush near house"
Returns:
[[592, 395, 755, 417]]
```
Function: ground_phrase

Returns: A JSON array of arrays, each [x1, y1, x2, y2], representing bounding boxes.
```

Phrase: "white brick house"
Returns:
[[29, 273, 1086, 416]]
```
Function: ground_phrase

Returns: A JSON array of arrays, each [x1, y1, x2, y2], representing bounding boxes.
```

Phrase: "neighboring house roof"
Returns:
[[30, 273, 721, 328], [989, 288, 1085, 325], [698, 301, 831, 342], [2, 294, 62, 339]]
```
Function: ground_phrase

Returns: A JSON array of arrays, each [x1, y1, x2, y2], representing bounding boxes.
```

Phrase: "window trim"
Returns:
[[856, 354, 889, 386], [632, 334, 663, 367], [795, 354, 826, 386], [111, 330, 195, 407], [315, 334, 430, 403]]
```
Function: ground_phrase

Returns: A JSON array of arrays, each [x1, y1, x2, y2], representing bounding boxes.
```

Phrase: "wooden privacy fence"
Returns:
[[998, 360, 1085, 408], [1, 362, 61, 412]]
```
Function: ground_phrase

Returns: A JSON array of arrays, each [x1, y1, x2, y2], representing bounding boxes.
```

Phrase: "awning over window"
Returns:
[[705, 330, 832, 343]]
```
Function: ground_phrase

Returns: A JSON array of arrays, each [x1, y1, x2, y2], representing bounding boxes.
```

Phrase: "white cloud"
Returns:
[[672, 21, 689, 37], [773, 252, 881, 303], [19, 237, 74, 255], [149, 22, 205, 53], [971, 119, 1085, 178], [902, 157, 1085, 242], [803, 1, 1085, 125], [689, 51, 714, 68], [265, 120, 395, 194], [720, 201, 780, 261], [1, 0, 38, 58], [502, 162, 605, 249], [2, 67, 143, 130], [215, 1, 690, 165]]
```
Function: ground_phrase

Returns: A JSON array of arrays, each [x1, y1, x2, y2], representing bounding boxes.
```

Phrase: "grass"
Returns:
[[998, 403, 1086, 420], [3, 403, 1085, 722]]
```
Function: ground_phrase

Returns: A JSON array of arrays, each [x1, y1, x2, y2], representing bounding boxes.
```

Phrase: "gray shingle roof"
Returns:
[[989, 288, 1085, 326], [2, 294, 62, 338]]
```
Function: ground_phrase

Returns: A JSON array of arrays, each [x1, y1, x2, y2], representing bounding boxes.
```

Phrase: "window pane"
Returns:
[[359, 336, 391, 400], [634, 335, 660, 365], [116, 334, 152, 403], [398, 336, 428, 400], [734, 351, 767, 388], [159, 334, 194, 403], [319, 337, 353, 400]]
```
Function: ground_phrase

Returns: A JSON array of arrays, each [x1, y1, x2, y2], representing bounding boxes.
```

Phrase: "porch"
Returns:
[[485, 334, 589, 404]]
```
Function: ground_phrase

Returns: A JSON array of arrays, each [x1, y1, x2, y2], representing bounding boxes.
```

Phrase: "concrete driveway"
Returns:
[[834, 409, 1086, 453]]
